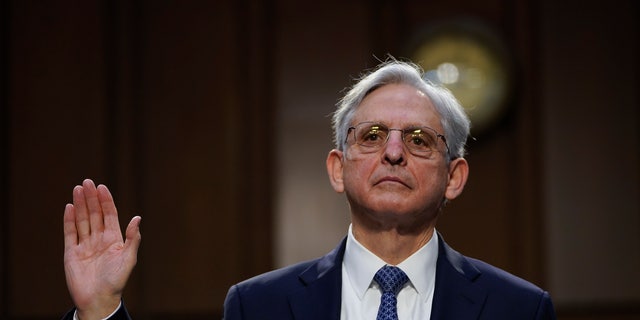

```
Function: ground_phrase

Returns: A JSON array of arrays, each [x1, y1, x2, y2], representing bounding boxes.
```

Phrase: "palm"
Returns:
[[63, 179, 141, 318], [65, 226, 127, 304]]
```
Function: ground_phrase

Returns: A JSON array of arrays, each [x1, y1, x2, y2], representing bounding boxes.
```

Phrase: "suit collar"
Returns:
[[288, 238, 346, 320], [430, 232, 487, 319]]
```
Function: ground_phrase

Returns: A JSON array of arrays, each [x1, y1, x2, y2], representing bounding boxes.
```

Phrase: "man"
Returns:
[[221, 60, 555, 319], [62, 60, 556, 319]]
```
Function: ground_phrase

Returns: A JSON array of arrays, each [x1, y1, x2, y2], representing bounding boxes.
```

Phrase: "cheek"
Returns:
[[414, 165, 449, 193], [342, 157, 376, 189]]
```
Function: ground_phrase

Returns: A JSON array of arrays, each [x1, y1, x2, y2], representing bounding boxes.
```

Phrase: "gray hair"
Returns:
[[332, 60, 471, 160]]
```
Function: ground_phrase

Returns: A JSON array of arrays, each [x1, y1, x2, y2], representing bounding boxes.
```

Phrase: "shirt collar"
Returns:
[[343, 224, 439, 302]]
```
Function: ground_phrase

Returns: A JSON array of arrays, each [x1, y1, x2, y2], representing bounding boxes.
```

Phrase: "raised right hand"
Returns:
[[63, 179, 141, 319]]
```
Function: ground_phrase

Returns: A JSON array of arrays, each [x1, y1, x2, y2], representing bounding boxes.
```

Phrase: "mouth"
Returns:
[[375, 176, 411, 188]]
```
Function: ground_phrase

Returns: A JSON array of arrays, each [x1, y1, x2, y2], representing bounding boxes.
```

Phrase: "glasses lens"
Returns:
[[404, 128, 438, 153], [355, 123, 388, 148]]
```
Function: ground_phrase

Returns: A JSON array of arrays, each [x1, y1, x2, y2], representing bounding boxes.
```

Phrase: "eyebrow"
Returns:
[[358, 121, 432, 129]]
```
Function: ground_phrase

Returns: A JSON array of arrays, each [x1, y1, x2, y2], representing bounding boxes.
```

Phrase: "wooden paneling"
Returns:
[[2, 0, 274, 318], [6, 1, 109, 316]]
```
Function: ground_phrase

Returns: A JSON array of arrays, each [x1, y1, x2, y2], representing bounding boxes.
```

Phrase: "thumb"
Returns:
[[123, 216, 142, 263]]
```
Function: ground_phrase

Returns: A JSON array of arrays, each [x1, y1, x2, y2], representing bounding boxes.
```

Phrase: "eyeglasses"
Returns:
[[347, 122, 449, 157]]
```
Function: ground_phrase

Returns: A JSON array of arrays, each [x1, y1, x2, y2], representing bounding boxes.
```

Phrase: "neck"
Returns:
[[351, 222, 436, 265]]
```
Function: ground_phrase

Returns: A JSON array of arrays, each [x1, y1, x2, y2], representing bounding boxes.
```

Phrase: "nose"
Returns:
[[382, 130, 406, 165]]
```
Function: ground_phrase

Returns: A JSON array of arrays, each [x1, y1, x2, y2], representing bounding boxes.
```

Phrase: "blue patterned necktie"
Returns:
[[374, 265, 409, 320]]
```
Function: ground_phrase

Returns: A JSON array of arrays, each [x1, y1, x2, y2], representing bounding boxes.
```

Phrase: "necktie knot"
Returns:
[[374, 265, 409, 295]]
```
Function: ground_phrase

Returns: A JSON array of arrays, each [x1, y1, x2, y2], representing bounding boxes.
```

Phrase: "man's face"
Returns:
[[331, 83, 456, 229]]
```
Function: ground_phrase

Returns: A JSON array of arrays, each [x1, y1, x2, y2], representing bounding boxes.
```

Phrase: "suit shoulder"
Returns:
[[224, 239, 346, 319], [438, 235, 547, 297], [223, 258, 327, 319], [467, 256, 546, 296], [231, 258, 318, 296]]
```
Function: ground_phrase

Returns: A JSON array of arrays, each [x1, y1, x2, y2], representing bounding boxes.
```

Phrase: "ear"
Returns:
[[444, 158, 469, 201], [326, 149, 345, 193]]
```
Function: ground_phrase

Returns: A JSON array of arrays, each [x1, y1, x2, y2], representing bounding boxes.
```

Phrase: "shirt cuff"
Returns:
[[73, 301, 122, 320]]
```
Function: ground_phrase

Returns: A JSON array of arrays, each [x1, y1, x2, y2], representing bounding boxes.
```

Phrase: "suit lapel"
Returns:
[[430, 233, 487, 319], [287, 238, 346, 320]]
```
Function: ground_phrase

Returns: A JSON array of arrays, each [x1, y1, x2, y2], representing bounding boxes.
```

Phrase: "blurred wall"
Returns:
[[540, 0, 640, 314], [1, 0, 638, 319]]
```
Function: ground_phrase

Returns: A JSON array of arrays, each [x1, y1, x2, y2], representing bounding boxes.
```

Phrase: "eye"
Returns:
[[405, 129, 436, 150], [408, 133, 427, 146], [358, 125, 387, 145], [363, 129, 383, 142]]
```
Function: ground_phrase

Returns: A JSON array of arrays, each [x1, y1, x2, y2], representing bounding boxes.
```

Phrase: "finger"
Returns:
[[124, 216, 142, 264], [97, 184, 121, 238], [73, 185, 91, 241], [63, 203, 78, 247], [83, 179, 105, 234]]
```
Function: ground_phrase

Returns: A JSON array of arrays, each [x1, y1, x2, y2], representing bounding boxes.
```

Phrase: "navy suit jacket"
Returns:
[[223, 233, 556, 320]]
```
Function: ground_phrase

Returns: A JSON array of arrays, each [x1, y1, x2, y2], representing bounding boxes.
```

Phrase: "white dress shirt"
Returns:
[[340, 224, 438, 320]]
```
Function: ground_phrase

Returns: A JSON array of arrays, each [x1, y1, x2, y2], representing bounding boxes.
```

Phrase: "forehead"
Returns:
[[352, 83, 442, 129]]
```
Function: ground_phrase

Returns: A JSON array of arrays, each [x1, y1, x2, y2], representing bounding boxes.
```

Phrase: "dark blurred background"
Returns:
[[1, 0, 638, 319]]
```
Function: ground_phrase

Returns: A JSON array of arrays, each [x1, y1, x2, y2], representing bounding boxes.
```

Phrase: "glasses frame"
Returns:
[[346, 121, 450, 157]]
